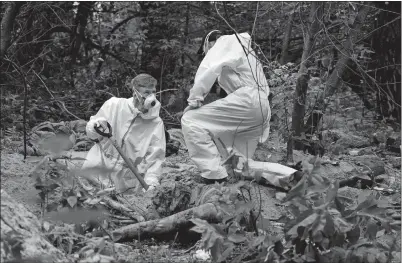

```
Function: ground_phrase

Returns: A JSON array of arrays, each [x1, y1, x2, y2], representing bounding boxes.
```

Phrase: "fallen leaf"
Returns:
[[67, 196, 78, 208], [43, 221, 50, 232], [228, 233, 247, 244]]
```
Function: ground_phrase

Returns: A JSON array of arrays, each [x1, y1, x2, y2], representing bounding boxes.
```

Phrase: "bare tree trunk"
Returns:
[[288, 2, 324, 155], [298, 2, 324, 74], [180, 3, 190, 77], [0, 2, 24, 59], [279, 4, 296, 65], [286, 134, 294, 163], [70, 2, 93, 65], [317, 5, 371, 109], [291, 74, 309, 150]]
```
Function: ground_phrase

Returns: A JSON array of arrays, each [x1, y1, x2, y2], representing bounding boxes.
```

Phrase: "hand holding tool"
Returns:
[[95, 122, 149, 190]]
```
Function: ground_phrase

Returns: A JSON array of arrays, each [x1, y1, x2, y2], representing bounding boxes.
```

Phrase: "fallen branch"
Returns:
[[112, 203, 221, 243], [102, 196, 145, 223], [115, 195, 146, 216], [109, 214, 130, 220], [112, 219, 137, 225]]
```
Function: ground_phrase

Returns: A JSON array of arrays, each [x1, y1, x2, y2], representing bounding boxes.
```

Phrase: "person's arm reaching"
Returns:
[[143, 120, 166, 188], [86, 98, 115, 141]]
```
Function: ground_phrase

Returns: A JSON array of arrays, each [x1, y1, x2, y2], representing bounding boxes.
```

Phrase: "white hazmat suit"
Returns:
[[182, 32, 271, 180], [81, 97, 166, 193]]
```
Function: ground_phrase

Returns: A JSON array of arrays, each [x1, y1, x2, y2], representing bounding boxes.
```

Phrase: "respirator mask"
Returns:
[[133, 89, 157, 113]]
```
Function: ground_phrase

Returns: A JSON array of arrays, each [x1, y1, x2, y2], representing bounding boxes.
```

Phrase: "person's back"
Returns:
[[182, 30, 271, 183], [216, 33, 269, 95]]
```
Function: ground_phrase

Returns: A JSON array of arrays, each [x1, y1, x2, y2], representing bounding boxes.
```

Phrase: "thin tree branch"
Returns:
[[33, 70, 81, 120], [83, 37, 137, 65], [3, 56, 28, 159]]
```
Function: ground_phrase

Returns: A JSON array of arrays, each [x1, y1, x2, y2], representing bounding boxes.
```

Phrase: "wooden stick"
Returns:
[[107, 137, 149, 190]]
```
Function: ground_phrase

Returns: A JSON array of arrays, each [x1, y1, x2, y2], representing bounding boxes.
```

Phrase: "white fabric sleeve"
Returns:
[[86, 98, 114, 140], [143, 120, 166, 187], [187, 34, 244, 107]]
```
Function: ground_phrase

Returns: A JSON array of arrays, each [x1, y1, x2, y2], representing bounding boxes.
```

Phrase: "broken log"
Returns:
[[112, 203, 222, 243]]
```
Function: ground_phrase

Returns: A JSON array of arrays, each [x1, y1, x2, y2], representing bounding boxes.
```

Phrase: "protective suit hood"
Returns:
[[234, 32, 252, 49], [188, 32, 269, 108]]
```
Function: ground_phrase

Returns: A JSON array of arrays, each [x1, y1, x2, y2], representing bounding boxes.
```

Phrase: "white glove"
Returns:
[[142, 176, 159, 192], [86, 117, 108, 141], [142, 185, 155, 193]]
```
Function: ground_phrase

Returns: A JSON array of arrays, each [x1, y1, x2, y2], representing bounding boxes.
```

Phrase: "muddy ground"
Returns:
[[1, 84, 401, 262], [1, 126, 401, 262]]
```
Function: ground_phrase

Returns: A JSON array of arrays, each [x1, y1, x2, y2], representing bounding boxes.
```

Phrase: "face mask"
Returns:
[[133, 89, 156, 113], [143, 94, 156, 110]]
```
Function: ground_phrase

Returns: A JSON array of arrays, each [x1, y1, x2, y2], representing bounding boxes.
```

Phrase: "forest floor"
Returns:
[[1, 84, 401, 262]]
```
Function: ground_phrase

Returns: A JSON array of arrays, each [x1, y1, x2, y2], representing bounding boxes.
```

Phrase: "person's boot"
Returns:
[[292, 171, 304, 182], [288, 170, 305, 190]]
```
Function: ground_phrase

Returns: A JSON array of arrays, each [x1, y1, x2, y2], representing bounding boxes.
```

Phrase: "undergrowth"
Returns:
[[191, 159, 401, 263]]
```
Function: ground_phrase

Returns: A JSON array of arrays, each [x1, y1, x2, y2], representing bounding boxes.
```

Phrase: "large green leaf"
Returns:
[[284, 174, 307, 202], [228, 233, 247, 244], [355, 193, 377, 212], [323, 212, 336, 237], [334, 216, 353, 233], [190, 218, 224, 256], [325, 180, 339, 204], [287, 213, 318, 239], [309, 212, 326, 240], [334, 197, 345, 215], [365, 221, 379, 240], [346, 225, 360, 245], [249, 235, 265, 248], [302, 243, 316, 262], [217, 242, 235, 263]]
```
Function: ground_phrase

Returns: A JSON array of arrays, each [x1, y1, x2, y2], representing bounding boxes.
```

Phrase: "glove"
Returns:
[[142, 175, 159, 193], [142, 185, 155, 193], [86, 117, 108, 141]]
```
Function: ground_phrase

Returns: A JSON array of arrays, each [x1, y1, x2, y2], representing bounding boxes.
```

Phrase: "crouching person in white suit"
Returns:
[[80, 73, 166, 193], [181, 30, 271, 184]]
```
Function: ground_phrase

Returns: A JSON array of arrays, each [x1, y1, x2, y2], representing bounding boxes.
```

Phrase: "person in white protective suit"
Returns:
[[181, 30, 271, 183], [81, 73, 166, 193]]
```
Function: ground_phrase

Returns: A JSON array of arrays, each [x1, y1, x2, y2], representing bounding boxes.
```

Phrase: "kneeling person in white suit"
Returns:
[[81, 74, 166, 193], [181, 30, 271, 183]]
